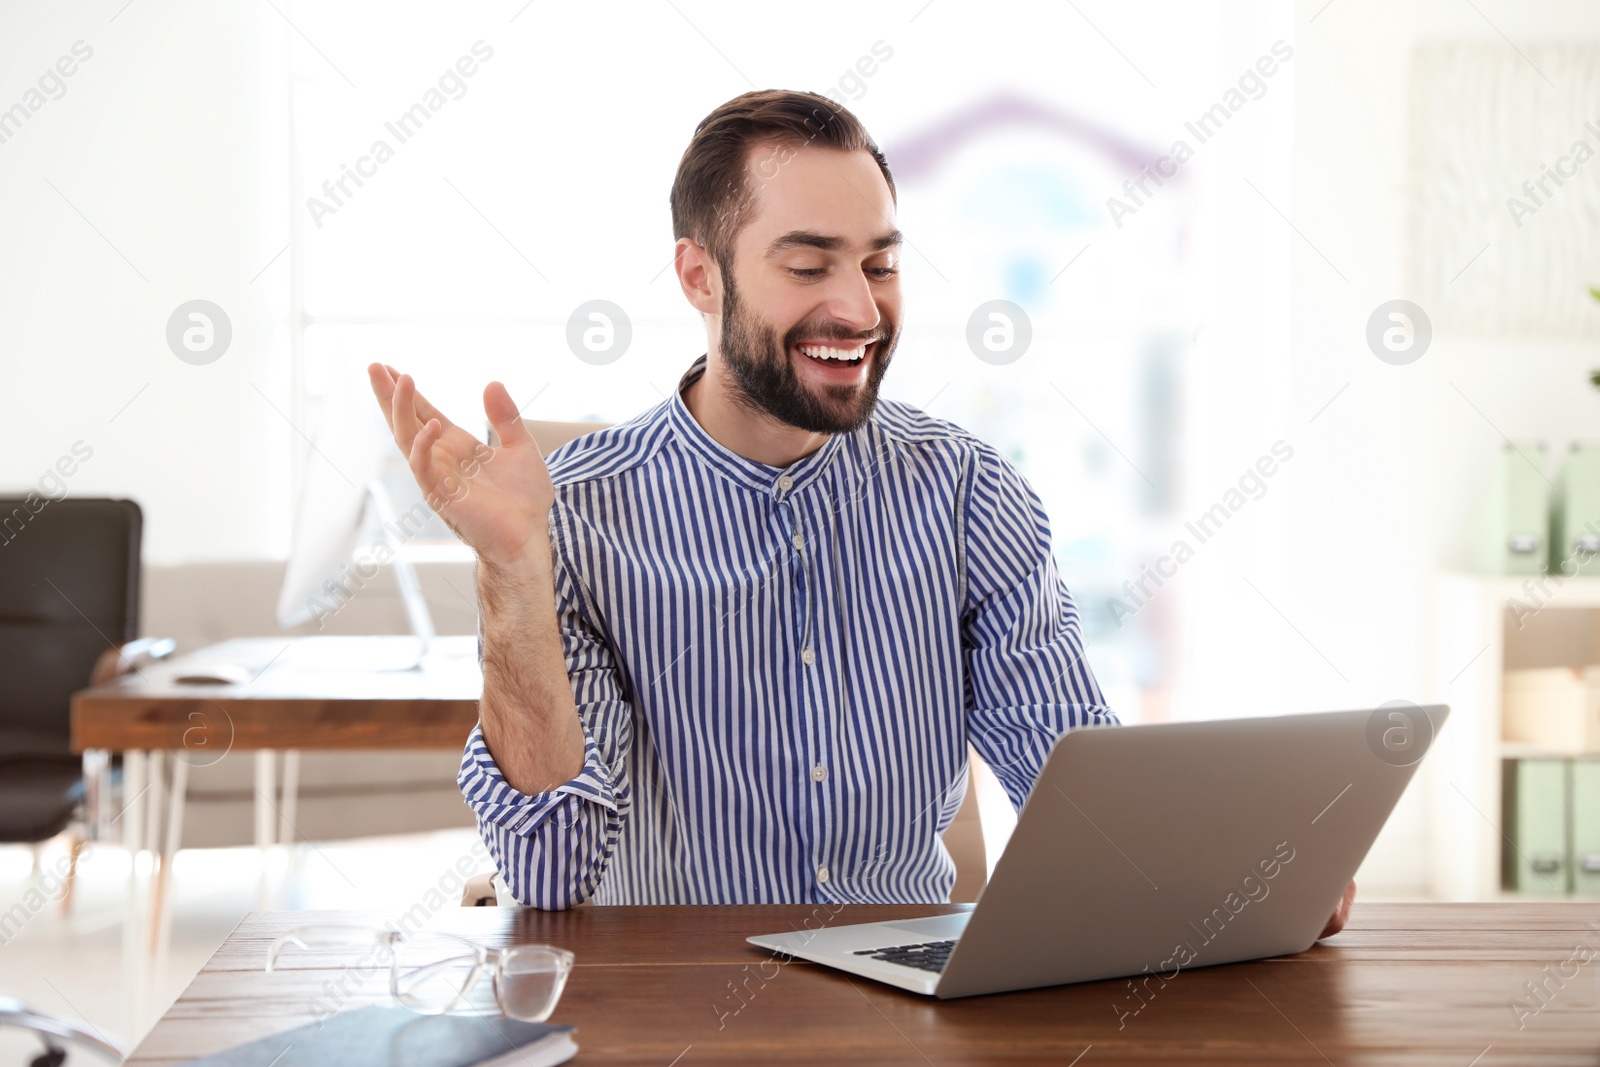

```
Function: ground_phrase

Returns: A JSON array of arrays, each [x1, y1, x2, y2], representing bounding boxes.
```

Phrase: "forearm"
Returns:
[[475, 524, 586, 793]]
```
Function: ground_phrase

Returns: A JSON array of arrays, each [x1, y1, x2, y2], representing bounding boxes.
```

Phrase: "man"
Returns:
[[367, 89, 1353, 937]]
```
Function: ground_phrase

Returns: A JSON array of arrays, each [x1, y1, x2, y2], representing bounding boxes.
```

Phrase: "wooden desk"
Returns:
[[71, 635, 481, 753], [67, 635, 481, 1029], [129, 902, 1600, 1066]]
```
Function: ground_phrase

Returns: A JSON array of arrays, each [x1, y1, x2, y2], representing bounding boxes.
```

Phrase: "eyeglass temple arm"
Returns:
[[266, 934, 311, 972], [400, 953, 489, 1013]]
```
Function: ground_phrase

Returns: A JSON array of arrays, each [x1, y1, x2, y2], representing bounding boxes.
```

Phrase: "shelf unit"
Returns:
[[1431, 573, 1600, 900]]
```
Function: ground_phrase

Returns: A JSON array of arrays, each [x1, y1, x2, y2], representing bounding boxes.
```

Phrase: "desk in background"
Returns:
[[127, 902, 1600, 1065], [69, 635, 482, 1028]]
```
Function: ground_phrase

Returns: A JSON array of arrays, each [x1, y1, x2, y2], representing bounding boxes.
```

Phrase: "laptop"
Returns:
[[748, 704, 1448, 999]]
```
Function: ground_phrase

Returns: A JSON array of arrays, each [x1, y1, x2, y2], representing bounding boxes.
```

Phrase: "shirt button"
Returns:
[[777, 475, 793, 491], [801, 648, 815, 666], [817, 865, 830, 884], [811, 764, 827, 782], [792, 533, 805, 550]]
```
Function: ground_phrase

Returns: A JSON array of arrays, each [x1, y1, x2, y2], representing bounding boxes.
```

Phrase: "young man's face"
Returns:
[[713, 142, 903, 435]]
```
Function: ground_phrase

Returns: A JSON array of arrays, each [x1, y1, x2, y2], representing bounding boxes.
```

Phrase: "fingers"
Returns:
[[484, 381, 536, 451], [376, 366, 458, 458], [367, 363, 397, 433], [401, 373, 455, 430], [371, 366, 456, 503], [391, 372, 423, 456], [1318, 880, 1357, 940], [408, 416, 443, 486]]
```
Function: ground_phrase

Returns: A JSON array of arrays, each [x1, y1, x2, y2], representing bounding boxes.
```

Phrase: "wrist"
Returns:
[[479, 523, 553, 575]]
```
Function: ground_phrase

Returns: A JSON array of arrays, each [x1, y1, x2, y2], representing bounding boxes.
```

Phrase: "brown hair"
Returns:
[[670, 89, 896, 278]]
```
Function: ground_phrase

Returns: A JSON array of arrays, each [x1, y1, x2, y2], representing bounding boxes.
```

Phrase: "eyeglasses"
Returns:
[[266, 925, 574, 1023]]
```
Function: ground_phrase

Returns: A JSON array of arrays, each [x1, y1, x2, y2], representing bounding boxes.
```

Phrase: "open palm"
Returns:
[[367, 363, 554, 567]]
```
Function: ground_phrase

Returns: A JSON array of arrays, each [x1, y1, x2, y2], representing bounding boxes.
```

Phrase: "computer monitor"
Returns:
[[274, 380, 436, 667]]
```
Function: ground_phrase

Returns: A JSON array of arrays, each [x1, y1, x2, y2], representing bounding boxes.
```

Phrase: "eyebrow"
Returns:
[[763, 229, 903, 257]]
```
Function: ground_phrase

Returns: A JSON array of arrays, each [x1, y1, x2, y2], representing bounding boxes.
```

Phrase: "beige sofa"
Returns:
[[140, 558, 479, 848]]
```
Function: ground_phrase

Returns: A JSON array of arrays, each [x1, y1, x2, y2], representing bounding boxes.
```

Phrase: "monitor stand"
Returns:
[[364, 479, 437, 670]]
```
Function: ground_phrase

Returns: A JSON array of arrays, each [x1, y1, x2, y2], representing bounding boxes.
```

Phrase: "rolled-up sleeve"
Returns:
[[960, 441, 1119, 810], [456, 503, 634, 909]]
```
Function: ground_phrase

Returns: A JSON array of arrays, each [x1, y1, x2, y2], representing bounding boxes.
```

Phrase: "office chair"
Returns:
[[0, 996, 124, 1065], [0, 497, 150, 910], [482, 418, 611, 456]]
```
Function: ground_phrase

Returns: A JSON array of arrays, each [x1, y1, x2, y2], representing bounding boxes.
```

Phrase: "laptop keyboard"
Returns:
[[853, 939, 957, 973]]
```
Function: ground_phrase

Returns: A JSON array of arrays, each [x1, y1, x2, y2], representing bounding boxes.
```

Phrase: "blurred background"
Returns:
[[4, 0, 1600, 1054]]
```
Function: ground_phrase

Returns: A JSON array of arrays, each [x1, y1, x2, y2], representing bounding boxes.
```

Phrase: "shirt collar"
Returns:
[[668, 354, 848, 500]]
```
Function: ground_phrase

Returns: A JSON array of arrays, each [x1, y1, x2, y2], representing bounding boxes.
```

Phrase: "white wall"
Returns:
[[2, 1, 291, 563], [1286, 0, 1600, 893]]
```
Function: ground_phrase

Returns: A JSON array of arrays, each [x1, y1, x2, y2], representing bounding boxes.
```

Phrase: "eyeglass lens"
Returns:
[[495, 947, 571, 1022]]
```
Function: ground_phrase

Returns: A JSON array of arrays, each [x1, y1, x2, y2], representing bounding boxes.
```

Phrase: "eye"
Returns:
[[868, 267, 899, 278], [789, 268, 826, 278]]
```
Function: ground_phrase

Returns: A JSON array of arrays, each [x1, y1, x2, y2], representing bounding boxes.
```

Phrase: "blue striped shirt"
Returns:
[[459, 354, 1117, 909]]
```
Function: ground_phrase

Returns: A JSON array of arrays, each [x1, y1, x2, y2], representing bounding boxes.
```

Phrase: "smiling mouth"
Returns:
[[794, 340, 873, 367]]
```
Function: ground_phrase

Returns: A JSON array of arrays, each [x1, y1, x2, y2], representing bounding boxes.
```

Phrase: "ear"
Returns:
[[675, 237, 720, 317]]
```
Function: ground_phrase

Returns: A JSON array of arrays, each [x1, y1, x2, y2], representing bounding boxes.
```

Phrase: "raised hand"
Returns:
[[367, 363, 555, 567]]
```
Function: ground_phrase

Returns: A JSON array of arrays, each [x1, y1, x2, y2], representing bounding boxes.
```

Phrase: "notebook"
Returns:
[[180, 1006, 576, 1067]]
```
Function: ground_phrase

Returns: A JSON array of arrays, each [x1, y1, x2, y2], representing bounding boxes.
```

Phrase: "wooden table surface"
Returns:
[[127, 902, 1600, 1066], [70, 635, 482, 752]]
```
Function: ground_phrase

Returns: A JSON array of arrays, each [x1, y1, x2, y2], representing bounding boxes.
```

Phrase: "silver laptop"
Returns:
[[748, 704, 1448, 998]]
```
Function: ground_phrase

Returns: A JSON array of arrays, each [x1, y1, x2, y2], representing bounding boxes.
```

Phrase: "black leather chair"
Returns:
[[0, 497, 143, 863]]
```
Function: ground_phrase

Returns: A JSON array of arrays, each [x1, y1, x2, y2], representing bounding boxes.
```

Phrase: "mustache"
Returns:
[[787, 330, 888, 345]]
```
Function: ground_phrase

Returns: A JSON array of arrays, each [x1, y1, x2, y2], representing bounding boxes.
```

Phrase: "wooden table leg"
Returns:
[[278, 749, 305, 892], [277, 750, 300, 846], [81, 748, 109, 843], [255, 750, 276, 909], [120, 750, 147, 1038], [151, 757, 189, 981], [140, 752, 165, 1029], [144, 752, 164, 870], [58, 834, 85, 916]]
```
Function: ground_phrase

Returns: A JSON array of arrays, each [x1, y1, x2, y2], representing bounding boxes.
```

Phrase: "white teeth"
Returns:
[[798, 344, 867, 362]]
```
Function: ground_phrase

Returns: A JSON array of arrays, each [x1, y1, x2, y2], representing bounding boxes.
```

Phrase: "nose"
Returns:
[[819, 267, 883, 340]]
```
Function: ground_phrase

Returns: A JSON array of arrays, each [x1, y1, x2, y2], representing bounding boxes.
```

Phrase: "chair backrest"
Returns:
[[0, 498, 141, 754], [485, 419, 610, 456], [524, 419, 610, 457]]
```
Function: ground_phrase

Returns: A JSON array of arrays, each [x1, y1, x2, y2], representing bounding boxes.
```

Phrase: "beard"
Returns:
[[716, 266, 897, 435]]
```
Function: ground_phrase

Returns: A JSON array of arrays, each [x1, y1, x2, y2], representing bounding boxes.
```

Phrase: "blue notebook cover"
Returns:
[[180, 1006, 577, 1066]]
